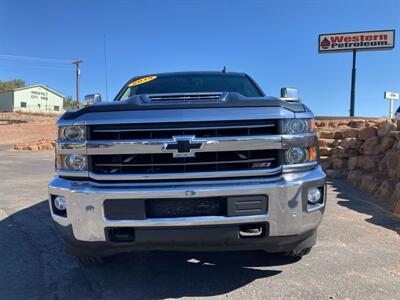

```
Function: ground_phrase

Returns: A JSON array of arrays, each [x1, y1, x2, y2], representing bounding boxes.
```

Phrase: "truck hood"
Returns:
[[60, 92, 309, 121]]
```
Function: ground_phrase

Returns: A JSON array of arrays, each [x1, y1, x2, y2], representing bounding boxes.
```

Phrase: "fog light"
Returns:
[[307, 188, 322, 204], [54, 196, 66, 210], [65, 154, 86, 170]]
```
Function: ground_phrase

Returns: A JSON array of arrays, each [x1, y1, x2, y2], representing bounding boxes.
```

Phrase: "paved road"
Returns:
[[0, 149, 399, 300]]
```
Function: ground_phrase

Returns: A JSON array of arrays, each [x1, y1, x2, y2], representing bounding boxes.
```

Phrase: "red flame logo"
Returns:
[[320, 37, 331, 49]]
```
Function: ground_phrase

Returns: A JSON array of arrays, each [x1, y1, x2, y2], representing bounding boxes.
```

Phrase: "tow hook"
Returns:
[[239, 224, 265, 238]]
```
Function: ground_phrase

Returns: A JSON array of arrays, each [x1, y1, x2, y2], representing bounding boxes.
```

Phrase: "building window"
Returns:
[[21, 102, 27, 108], [54, 106, 60, 111]]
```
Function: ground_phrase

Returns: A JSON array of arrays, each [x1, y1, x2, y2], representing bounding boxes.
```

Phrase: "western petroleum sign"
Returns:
[[319, 30, 395, 53]]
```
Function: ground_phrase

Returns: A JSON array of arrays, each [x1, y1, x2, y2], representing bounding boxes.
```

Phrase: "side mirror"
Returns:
[[84, 93, 102, 106], [280, 88, 301, 102]]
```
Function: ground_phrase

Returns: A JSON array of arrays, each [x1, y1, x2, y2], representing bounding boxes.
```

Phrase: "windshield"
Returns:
[[117, 73, 263, 100]]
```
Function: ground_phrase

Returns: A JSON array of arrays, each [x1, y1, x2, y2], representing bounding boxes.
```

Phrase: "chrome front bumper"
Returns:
[[48, 166, 326, 242]]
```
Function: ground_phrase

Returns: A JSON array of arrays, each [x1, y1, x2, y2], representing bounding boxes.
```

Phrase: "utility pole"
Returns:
[[349, 50, 356, 117], [72, 60, 83, 107]]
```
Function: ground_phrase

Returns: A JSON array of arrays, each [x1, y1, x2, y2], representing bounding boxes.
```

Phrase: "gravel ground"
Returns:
[[0, 149, 399, 300]]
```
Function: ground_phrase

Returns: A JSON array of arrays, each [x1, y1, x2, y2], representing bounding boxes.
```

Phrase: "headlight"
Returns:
[[284, 146, 317, 165], [59, 125, 86, 143], [56, 154, 87, 170], [285, 147, 308, 164], [282, 119, 314, 134]]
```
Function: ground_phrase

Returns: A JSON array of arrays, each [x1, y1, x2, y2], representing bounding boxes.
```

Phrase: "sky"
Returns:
[[0, 0, 399, 117]]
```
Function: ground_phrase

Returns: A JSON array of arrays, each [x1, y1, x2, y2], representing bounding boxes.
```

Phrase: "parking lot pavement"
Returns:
[[0, 148, 399, 300]]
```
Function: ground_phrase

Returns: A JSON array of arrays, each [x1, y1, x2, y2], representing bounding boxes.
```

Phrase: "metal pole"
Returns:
[[350, 50, 356, 117], [389, 99, 394, 119], [72, 60, 83, 108]]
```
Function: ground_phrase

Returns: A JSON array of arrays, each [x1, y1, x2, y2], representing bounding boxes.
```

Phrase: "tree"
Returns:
[[63, 96, 81, 110], [0, 79, 26, 92]]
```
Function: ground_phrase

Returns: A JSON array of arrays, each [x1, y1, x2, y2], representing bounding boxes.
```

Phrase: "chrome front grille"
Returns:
[[89, 120, 277, 140], [91, 150, 279, 175], [87, 120, 281, 181]]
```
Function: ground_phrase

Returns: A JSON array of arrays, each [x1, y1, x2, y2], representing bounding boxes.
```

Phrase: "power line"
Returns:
[[0, 62, 70, 71], [0, 54, 71, 64]]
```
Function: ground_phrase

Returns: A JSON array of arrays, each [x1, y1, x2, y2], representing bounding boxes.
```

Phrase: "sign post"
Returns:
[[319, 30, 395, 117], [384, 91, 399, 119]]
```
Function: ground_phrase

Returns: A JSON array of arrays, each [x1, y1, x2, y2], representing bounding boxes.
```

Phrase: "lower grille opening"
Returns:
[[103, 196, 268, 220], [146, 197, 227, 218], [106, 227, 135, 243]]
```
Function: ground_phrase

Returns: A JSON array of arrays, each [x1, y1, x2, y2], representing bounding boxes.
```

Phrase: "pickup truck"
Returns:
[[49, 71, 326, 264]]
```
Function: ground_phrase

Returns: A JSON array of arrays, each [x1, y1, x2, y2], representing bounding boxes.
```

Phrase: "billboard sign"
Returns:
[[384, 91, 399, 100], [319, 30, 395, 53]]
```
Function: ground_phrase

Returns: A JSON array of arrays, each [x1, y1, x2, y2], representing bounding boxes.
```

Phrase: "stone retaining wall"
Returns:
[[316, 118, 400, 216]]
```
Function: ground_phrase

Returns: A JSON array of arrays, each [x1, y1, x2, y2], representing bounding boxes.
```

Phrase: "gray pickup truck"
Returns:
[[49, 71, 326, 264]]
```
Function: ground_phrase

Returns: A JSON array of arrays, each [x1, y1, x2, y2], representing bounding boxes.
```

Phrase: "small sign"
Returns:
[[319, 30, 395, 53], [384, 91, 399, 100]]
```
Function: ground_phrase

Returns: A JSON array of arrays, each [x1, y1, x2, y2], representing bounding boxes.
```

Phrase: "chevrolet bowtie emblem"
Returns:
[[162, 136, 205, 157]]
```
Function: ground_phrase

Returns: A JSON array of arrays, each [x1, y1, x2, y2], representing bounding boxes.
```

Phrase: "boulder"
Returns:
[[320, 156, 332, 170], [378, 158, 387, 175], [360, 173, 384, 194], [377, 122, 396, 137], [318, 131, 336, 139], [393, 140, 400, 151], [319, 147, 331, 156], [376, 178, 397, 199], [358, 127, 377, 141], [390, 182, 400, 215], [332, 158, 348, 170], [394, 200, 400, 217], [348, 156, 359, 170], [379, 136, 395, 152], [318, 138, 335, 147], [382, 151, 400, 178], [334, 131, 343, 140], [348, 120, 366, 128], [13, 139, 56, 151], [338, 124, 349, 129], [341, 129, 359, 139], [358, 155, 381, 171], [332, 146, 348, 158], [342, 138, 361, 149], [328, 121, 338, 128], [347, 170, 364, 187], [389, 131, 400, 141], [360, 136, 380, 155], [326, 169, 348, 179]]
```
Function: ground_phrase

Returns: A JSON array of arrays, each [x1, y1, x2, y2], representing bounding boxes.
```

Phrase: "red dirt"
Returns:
[[0, 113, 57, 147]]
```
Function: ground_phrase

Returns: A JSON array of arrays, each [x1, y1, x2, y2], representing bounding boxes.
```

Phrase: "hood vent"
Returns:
[[147, 92, 224, 102]]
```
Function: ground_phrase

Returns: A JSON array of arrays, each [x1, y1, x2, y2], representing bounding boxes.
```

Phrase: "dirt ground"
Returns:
[[0, 112, 57, 145]]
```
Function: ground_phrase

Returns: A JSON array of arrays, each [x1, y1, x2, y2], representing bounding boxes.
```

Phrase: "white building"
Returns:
[[0, 84, 64, 114]]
